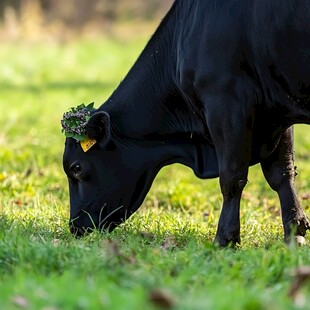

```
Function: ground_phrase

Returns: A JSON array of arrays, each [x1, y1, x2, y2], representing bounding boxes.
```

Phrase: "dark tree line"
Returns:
[[0, 0, 173, 25]]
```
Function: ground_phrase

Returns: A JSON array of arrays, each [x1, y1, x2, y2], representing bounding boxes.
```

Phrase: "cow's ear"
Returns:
[[86, 111, 111, 148]]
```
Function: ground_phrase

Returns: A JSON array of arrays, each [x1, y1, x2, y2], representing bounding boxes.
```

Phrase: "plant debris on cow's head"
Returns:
[[61, 103, 95, 142]]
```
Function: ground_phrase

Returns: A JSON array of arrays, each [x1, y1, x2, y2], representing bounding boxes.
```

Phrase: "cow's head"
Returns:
[[62, 110, 162, 236]]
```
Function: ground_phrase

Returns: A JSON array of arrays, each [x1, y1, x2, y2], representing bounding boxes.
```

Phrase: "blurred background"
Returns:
[[0, 0, 173, 41]]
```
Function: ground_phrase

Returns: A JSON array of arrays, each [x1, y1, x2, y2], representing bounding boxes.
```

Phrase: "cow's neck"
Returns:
[[98, 2, 217, 179], [101, 1, 204, 143]]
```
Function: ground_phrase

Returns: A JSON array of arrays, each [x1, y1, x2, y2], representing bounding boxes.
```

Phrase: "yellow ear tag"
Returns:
[[80, 138, 97, 152]]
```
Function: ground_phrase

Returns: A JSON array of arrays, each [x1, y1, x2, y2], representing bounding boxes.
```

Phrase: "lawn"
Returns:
[[0, 35, 310, 310]]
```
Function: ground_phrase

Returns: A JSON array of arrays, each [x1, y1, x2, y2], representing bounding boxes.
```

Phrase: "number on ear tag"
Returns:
[[80, 138, 97, 152]]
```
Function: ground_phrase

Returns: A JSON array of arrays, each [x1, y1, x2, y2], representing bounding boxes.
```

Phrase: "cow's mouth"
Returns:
[[69, 203, 125, 237], [69, 220, 118, 237], [69, 224, 87, 237], [98, 203, 124, 232]]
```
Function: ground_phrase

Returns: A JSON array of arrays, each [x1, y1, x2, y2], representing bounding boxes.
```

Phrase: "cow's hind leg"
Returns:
[[261, 127, 310, 245]]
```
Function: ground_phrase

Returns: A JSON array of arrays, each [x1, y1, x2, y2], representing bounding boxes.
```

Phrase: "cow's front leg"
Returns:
[[204, 97, 252, 247], [213, 168, 249, 247], [261, 127, 310, 245]]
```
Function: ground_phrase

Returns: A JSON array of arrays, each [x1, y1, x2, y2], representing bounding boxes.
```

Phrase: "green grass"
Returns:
[[0, 36, 310, 310]]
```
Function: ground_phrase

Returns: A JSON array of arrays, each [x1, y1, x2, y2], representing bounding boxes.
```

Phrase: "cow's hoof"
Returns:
[[285, 235, 307, 247], [294, 236, 307, 246], [213, 235, 240, 248]]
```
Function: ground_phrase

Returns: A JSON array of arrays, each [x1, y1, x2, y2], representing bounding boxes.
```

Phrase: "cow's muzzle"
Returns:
[[69, 221, 91, 237]]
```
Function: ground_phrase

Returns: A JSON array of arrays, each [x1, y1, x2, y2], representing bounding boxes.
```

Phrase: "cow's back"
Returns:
[[251, 0, 310, 101], [173, 0, 309, 119], [175, 0, 252, 92]]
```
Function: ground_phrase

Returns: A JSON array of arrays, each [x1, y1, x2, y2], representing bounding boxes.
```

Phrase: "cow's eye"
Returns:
[[70, 163, 82, 176]]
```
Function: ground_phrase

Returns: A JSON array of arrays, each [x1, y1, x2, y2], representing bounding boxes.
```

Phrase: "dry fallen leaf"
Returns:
[[288, 266, 310, 307], [101, 239, 136, 264], [301, 193, 310, 200], [11, 295, 29, 308], [13, 199, 25, 206], [52, 239, 61, 246], [160, 236, 177, 250], [140, 231, 156, 240], [101, 239, 121, 257], [149, 289, 175, 309]]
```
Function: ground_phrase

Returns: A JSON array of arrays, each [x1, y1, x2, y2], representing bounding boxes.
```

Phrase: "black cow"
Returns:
[[63, 0, 310, 246]]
